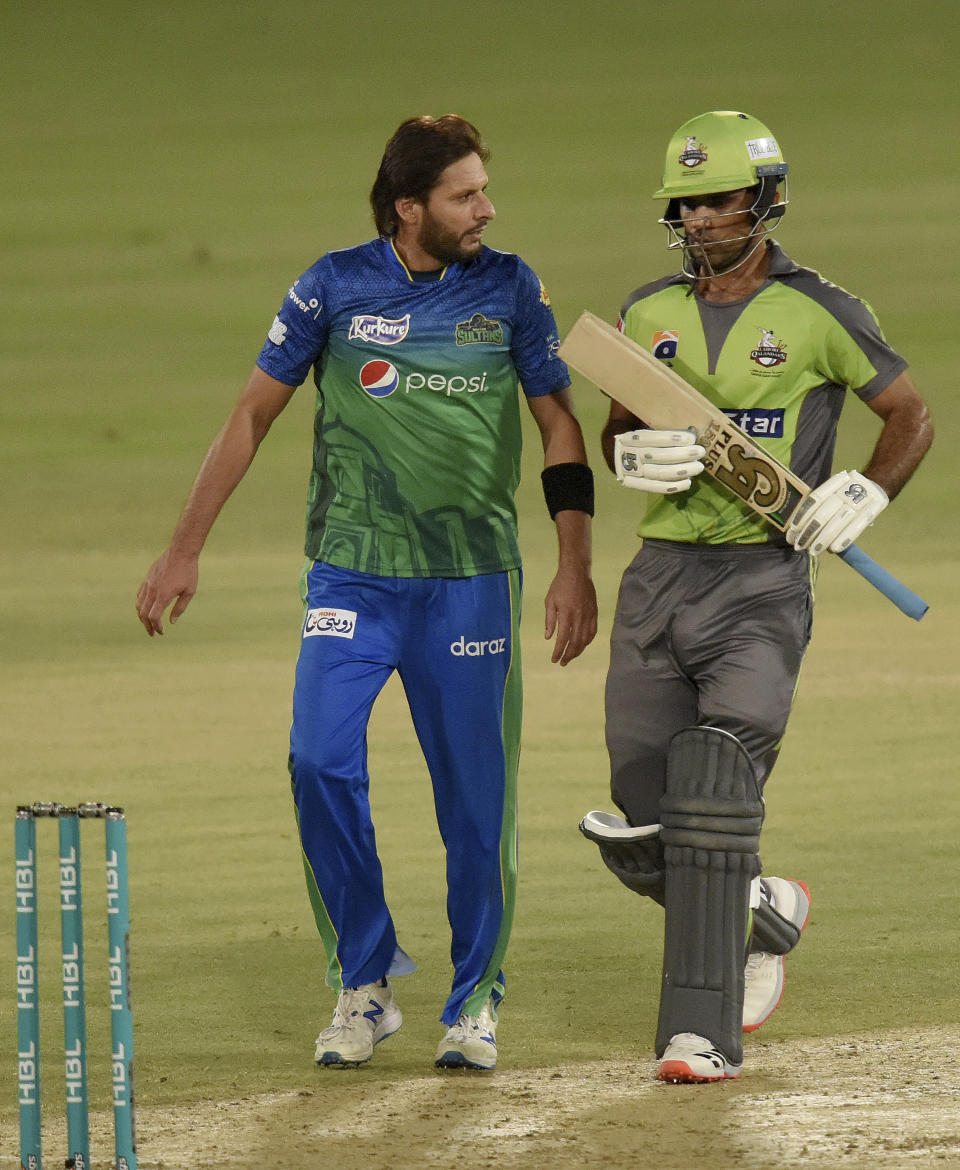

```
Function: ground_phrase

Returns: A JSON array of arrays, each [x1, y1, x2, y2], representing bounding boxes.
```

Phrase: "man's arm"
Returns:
[[526, 388, 598, 666], [861, 371, 933, 499], [785, 370, 932, 558], [136, 366, 297, 636]]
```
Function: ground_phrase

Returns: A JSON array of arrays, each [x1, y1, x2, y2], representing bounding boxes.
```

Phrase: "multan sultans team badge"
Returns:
[[456, 312, 504, 345], [678, 137, 708, 168], [750, 327, 788, 367]]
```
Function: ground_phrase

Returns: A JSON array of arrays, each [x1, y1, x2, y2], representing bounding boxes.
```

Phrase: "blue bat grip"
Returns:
[[838, 544, 928, 621]]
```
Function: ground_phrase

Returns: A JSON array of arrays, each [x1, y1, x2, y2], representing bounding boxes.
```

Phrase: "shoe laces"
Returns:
[[332, 984, 378, 1027], [452, 1001, 495, 1037]]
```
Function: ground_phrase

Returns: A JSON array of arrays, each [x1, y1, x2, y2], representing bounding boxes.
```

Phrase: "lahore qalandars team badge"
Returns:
[[750, 327, 788, 368], [678, 137, 708, 168]]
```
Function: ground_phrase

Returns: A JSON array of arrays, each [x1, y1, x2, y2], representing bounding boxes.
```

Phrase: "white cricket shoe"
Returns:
[[315, 978, 402, 1067], [435, 997, 498, 1070], [743, 877, 811, 1033], [657, 1032, 742, 1083]]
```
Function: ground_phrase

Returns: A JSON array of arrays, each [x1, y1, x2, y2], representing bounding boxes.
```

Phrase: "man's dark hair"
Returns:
[[370, 115, 489, 238]]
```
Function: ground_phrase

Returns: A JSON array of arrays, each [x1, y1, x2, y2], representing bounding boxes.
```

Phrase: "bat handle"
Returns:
[[838, 544, 929, 621]]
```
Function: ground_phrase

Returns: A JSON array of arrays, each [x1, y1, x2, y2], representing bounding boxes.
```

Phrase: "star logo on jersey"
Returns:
[[359, 359, 400, 398], [678, 137, 708, 168], [455, 313, 503, 346], [750, 327, 788, 367], [651, 330, 679, 361]]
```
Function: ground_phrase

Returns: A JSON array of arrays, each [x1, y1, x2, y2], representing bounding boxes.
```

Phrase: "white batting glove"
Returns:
[[785, 470, 888, 555], [613, 429, 706, 495]]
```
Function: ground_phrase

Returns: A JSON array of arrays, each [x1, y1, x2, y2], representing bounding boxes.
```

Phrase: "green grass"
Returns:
[[2, 0, 959, 1133]]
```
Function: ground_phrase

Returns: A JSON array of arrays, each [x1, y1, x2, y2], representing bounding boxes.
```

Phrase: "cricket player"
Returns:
[[137, 115, 598, 1071], [580, 110, 932, 1082]]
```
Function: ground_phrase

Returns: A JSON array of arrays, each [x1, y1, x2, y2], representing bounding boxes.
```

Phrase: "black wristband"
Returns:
[[541, 462, 595, 519]]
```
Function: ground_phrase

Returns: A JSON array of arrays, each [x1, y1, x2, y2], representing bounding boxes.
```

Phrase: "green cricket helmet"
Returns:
[[655, 110, 789, 277]]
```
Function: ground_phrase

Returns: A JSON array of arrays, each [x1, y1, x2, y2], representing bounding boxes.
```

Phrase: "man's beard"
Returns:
[[418, 211, 483, 267]]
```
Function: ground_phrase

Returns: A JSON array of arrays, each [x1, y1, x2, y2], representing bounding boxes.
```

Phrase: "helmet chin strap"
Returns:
[[681, 223, 771, 281]]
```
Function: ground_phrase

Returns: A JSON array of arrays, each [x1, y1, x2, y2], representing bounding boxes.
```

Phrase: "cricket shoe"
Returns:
[[657, 1033, 742, 1083], [315, 977, 402, 1067], [743, 877, 812, 1033], [435, 997, 498, 1070]]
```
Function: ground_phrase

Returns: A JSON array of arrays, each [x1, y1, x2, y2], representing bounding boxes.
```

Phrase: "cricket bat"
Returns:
[[560, 311, 927, 621]]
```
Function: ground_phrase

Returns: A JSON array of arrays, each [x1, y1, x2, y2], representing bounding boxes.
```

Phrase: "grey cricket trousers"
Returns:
[[605, 539, 814, 828]]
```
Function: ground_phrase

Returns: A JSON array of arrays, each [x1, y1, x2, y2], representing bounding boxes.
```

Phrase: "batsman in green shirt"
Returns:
[[580, 110, 932, 1083]]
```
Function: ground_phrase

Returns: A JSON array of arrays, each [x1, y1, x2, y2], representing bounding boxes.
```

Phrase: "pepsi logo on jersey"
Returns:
[[359, 361, 489, 399], [359, 361, 400, 398]]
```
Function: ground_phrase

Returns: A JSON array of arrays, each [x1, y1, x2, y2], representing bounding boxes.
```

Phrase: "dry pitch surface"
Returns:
[[3, 1026, 959, 1169]]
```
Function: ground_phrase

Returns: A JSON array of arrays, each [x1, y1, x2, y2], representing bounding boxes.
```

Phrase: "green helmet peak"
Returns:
[[654, 110, 787, 201]]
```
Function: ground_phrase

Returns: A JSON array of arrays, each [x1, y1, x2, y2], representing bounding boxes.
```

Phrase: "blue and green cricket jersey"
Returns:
[[256, 236, 569, 576]]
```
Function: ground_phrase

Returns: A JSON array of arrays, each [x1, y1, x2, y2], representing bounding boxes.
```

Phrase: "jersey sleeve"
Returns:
[[820, 294, 908, 402], [509, 260, 569, 398], [255, 260, 330, 388]]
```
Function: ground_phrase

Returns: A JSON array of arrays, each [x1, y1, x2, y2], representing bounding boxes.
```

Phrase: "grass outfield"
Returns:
[[2, 0, 959, 1162]]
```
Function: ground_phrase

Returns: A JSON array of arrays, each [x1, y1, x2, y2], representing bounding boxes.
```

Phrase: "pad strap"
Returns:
[[579, 811, 664, 901]]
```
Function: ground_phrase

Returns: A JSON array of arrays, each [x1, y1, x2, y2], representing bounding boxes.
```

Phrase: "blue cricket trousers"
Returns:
[[290, 561, 522, 1025]]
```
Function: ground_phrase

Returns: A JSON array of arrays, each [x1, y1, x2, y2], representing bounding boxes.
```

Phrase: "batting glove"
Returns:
[[614, 429, 706, 495], [785, 470, 888, 555]]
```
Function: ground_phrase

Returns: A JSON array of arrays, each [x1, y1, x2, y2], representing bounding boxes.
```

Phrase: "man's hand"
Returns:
[[136, 549, 199, 636], [786, 470, 889, 555], [614, 429, 706, 494], [544, 561, 598, 666]]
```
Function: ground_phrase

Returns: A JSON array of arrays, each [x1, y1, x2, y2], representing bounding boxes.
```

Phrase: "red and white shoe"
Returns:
[[743, 877, 811, 1033], [657, 1033, 742, 1083]]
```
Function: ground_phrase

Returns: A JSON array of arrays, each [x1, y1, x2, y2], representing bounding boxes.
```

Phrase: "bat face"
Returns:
[[699, 421, 803, 530], [559, 311, 807, 531]]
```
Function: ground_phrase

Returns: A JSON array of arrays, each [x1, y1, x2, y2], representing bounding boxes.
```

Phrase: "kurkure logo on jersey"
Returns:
[[349, 313, 411, 345], [359, 360, 488, 399]]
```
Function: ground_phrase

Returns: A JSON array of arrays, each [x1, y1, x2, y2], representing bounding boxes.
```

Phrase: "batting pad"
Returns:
[[579, 811, 665, 900], [655, 727, 763, 1064]]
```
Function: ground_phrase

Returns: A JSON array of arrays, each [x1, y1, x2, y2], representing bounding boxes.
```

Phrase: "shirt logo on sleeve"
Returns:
[[750, 327, 788, 367], [303, 607, 357, 639], [268, 317, 287, 346], [455, 313, 503, 345], [288, 282, 322, 318], [349, 313, 411, 345], [651, 330, 679, 361]]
